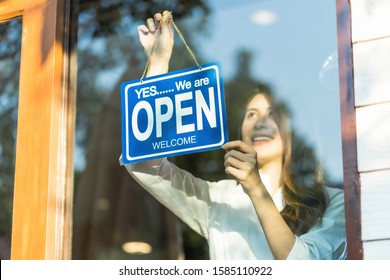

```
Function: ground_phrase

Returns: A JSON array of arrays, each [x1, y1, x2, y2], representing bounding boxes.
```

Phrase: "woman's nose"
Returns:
[[254, 116, 268, 129]]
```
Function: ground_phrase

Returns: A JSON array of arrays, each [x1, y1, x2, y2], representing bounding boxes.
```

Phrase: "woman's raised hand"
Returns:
[[137, 11, 174, 75]]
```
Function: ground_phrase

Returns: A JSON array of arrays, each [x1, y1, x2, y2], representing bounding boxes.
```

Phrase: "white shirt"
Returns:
[[123, 158, 346, 260]]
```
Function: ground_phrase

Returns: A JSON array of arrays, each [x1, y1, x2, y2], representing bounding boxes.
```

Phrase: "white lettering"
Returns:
[[135, 85, 158, 99], [135, 88, 143, 99], [149, 85, 157, 96], [194, 77, 209, 87], [132, 101, 153, 141], [175, 80, 191, 91], [131, 87, 217, 141], [151, 135, 197, 150], [175, 92, 195, 134], [195, 88, 216, 130], [155, 97, 173, 138]]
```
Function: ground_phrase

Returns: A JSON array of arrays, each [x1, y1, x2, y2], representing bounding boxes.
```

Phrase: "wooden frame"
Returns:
[[0, 0, 363, 260], [0, 0, 77, 259], [336, 0, 363, 259]]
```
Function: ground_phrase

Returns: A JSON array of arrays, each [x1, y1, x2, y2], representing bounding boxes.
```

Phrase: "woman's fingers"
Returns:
[[224, 152, 248, 168], [137, 24, 149, 34], [224, 152, 256, 173], [222, 140, 253, 154], [139, 12, 166, 34], [224, 150, 252, 167], [223, 140, 264, 194], [154, 12, 163, 22], [146, 17, 157, 32], [160, 11, 172, 32], [224, 142, 257, 173]]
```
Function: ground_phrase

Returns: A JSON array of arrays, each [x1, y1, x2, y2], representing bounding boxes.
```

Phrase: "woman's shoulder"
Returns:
[[324, 186, 344, 200], [323, 186, 345, 215]]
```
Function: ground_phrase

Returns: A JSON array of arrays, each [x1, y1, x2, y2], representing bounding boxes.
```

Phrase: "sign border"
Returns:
[[121, 62, 227, 164]]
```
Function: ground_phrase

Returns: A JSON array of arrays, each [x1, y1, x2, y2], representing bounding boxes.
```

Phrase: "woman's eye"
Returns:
[[246, 112, 256, 118]]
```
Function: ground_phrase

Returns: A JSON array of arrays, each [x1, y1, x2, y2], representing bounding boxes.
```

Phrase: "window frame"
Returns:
[[0, 0, 77, 259], [336, 0, 363, 259]]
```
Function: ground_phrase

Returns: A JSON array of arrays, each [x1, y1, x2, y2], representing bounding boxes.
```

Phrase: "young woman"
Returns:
[[122, 11, 346, 260]]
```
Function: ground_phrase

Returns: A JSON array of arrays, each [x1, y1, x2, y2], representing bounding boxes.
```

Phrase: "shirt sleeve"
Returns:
[[287, 187, 347, 260], [122, 158, 213, 239]]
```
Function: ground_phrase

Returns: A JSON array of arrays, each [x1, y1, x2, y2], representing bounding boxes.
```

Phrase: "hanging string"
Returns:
[[171, 16, 201, 69], [140, 11, 201, 82]]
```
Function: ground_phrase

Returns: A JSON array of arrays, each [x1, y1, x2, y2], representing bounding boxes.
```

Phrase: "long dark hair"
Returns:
[[244, 86, 329, 236]]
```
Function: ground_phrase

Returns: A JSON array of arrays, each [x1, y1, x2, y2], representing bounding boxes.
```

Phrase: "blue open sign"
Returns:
[[121, 62, 228, 164]]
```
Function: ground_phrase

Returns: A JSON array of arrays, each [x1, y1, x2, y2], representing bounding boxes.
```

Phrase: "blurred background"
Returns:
[[0, 0, 343, 260]]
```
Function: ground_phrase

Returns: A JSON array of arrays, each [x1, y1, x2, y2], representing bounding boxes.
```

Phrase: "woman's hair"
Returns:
[[244, 86, 329, 236]]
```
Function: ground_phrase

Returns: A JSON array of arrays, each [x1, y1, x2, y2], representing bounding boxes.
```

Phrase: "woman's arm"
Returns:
[[223, 140, 295, 259], [137, 11, 174, 167], [124, 158, 213, 238], [223, 140, 346, 259]]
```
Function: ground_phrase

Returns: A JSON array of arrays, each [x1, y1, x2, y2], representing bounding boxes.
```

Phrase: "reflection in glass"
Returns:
[[72, 1, 208, 260], [72, 0, 343, 260], [0, 18, 22, 260], [318, 50, 339, 91]]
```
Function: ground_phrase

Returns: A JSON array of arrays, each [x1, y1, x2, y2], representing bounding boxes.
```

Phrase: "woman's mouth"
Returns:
[[252, 135, 273, 145], [253, 136, 273, 141]]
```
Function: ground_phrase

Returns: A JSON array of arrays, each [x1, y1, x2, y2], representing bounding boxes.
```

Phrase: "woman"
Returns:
[[122, 11, 346, 259]]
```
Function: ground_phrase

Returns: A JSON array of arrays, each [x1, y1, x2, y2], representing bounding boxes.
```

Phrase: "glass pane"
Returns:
[[0, 17, 22, 260], [73, 0, 344, 260]]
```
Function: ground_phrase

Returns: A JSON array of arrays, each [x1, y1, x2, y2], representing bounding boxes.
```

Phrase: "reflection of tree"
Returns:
[[0, 18, 22, 260], [73, 0, 211, 260], [225, 51, 332, 189], [75, 0, 211, 157]]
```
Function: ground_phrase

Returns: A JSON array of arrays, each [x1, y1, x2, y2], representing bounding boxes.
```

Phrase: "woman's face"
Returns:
[[241, 93, 284, 167]]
